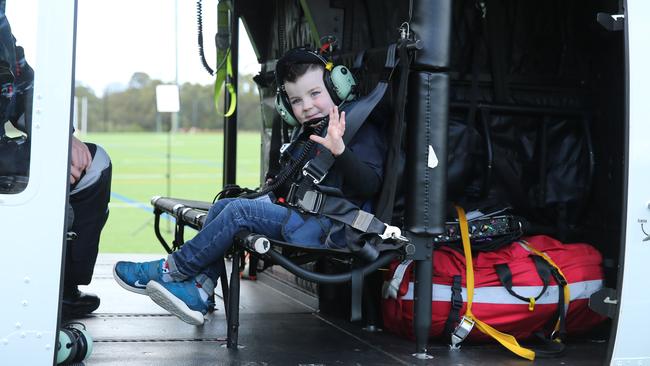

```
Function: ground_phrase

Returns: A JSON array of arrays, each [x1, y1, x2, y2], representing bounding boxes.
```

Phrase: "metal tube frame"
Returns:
[[223, 0, 239, 187]]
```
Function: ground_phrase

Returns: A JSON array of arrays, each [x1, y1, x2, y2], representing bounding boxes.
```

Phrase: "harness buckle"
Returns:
[[450, 316, 475, 350], [450, 283, 463, 310], [302, 160, 327, 184], [379, 224, 408, 242], [279, 142, 291, 155], [286, 183, 325, 214]]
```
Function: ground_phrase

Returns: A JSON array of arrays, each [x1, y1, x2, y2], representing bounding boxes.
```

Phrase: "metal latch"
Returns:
[[379, 224, 408, 242], [66, 231, 78, 241], [302, 160, 327, 184], [450, 316, 475, 350]]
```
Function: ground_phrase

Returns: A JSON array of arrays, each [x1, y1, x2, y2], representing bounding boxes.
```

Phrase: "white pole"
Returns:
[[73, 95, 78, 132], [81, 96, 88, 134], [171, 0, 179, 133]]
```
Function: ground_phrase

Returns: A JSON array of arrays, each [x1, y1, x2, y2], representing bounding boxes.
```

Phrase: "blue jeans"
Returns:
[[166, 197, 333, 283]]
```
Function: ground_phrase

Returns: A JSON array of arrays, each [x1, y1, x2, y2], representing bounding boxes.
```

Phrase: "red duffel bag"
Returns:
[[382, 235, 606, 345]]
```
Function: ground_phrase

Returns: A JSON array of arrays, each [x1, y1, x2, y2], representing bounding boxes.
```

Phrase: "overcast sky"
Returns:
[[6, 0, 259, 95]]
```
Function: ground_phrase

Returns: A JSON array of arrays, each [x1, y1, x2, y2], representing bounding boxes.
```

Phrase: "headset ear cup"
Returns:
[[275, 92, 298, 126], [57, 323, 93, 364], [69, 327, 93, 363], [56, 329, 76, 365], [329, 65, 357, 102], [322, 70, 340, 105]]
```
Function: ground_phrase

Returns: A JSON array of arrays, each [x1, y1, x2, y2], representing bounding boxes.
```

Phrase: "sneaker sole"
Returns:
[[112, 264, 148, 295], [146, 281, 205, 326]]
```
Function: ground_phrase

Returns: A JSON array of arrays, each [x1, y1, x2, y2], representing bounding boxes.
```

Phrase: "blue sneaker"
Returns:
[[113, 259, 164, 295], [146, 280, 211, 325]]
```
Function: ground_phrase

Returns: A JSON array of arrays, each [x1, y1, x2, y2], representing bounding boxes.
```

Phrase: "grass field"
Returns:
[[86, 131, 261, 253]]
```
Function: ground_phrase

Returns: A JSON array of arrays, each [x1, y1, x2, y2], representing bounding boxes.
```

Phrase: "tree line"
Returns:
[[74, 72, 262, 132]]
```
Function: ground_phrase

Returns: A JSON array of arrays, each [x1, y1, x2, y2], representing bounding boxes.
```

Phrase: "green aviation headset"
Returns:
[[56, 323, 93, 365], [275, 47, 357, 126]]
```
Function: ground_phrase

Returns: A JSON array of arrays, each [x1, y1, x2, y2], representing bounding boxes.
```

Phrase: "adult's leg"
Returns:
[[63, 143, 111, 316]]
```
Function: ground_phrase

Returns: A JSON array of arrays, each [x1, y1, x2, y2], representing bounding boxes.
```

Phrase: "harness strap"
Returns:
[[350, 268, 364, 321], [444, 275, 463, 337], [375, 40, 411, 224], [352, 49, 366, 71], [318, 197, 386, 233], [550, 268, 568, 340]]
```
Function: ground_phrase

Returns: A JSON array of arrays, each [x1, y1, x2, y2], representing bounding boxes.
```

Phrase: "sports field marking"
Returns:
[[88, 132, 260, 252], [113, 173, 218, 179], [110, 192, 172, 223]]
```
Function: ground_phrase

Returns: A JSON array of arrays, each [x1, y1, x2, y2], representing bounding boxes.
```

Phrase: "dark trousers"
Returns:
[[65, 143, 112, 288]]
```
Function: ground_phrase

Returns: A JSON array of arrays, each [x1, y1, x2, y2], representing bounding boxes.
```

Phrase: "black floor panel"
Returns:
[[86, 313, 607, 366], [77, 254, 608, 365]]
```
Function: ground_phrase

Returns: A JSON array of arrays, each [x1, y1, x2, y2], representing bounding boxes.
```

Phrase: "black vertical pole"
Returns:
[[223, 0, 239, 349], [166, 112, 172, 232], [406, 72, 449, 358], [223, 0, 239, 187], [227, 248, 241, 348], [406, 0, 452, 358]]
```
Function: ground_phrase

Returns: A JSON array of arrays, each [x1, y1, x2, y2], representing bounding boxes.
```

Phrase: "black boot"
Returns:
[[62, 285, 100, 319]]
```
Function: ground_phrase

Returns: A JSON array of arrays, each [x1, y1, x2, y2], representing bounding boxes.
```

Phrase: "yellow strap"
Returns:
[[213, 1, 236, 118], [213, 51, 237, 117], [472, 316, 536, 360], [455, 205, 536, 361], [456, 206, 474, 316]]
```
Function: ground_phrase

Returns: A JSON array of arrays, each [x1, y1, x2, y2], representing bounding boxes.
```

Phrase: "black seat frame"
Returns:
[[151, 196, 401, 348]]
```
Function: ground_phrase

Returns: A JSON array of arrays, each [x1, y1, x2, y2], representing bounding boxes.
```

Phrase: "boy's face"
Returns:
[[283, 67, 335, 125]]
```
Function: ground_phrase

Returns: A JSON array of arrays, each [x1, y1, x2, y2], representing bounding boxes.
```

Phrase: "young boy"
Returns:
[[113, 48, 386, 325]]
